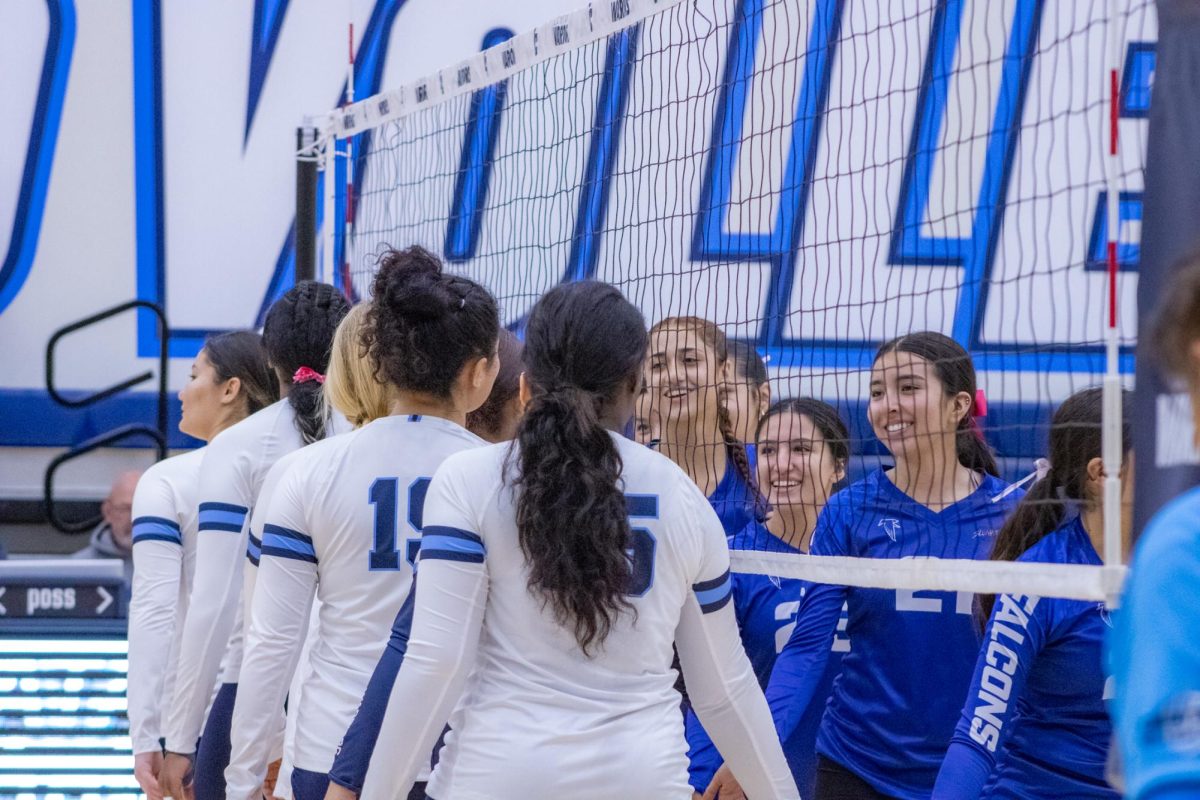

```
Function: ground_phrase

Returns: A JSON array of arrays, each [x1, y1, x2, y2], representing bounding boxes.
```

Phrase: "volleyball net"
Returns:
[[315, 0, 1156, 602]]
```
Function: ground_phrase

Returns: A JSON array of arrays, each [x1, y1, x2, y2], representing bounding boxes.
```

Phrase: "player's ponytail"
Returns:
[[980, 386, 1130, 620], [876, 331, 999, 477], [263, 281, 352, 444], [512, 281, 648, 656]]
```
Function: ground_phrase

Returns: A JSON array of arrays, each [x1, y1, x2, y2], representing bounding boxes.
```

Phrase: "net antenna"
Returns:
[[1102, 2, 1128, 605]]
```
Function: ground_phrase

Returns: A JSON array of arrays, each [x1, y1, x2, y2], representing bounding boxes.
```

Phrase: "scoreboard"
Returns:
[[0, 561, 136, 799]]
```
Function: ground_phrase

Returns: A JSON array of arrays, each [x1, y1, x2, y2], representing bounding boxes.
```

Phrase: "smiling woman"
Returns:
[[644, 317, 761, 535], [686, 397, 851, 799], [705, 332, 1023, 800]]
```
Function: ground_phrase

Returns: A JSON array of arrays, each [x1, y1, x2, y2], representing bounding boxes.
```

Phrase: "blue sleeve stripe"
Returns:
[[132, 516, 181, 545], [420, 549, 485, 564], [422, 525, 485, 548], [261, 524, 317, 564], [200, 501, 250, 513], [420, 534, 485, 557], [198, 502, 248, 533], [246, 532, 262, 567], [693, 570, 733, 613]]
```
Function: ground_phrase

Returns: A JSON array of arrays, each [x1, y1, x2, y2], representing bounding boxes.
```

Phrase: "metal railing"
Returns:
[[43, 301, 169, 533]]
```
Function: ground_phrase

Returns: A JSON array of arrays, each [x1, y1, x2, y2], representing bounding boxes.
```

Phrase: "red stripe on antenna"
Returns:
[[1107, 241, 1118, 328], [1110, 69, 1119, 155], [345, 183, 356, 225], [349, 23, 355, 65]]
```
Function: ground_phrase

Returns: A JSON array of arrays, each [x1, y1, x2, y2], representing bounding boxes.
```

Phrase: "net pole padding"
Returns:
[[728, 552, 1128, 603], [295, 126, 321, 284], [319, 132, 336, 286], [1102, 0, 1125, 605]]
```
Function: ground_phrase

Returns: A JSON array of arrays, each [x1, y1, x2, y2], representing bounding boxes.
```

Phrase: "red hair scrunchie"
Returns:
[[293, 366, 325, 385]]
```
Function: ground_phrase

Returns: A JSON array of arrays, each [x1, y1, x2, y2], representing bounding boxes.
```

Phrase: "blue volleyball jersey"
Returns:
[[685, 520, 846, 797], [766, 469, 1021, 800], [707, 445, 758, 535], [934, 516, 1117, 799], [1109, 486, 1200, 800]]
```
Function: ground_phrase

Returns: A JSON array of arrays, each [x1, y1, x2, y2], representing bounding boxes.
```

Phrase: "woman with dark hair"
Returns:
[[128, 331, 278, 800], [721, 341, 771, 445], [161, 281, 350, 800], [688, 398, 850, 799], [357, 281, 797, 800], [934, 388, 1131, 798], [321, 324, 524, 800], [646, 317, 761, 533], [465, 329, 525, 442], [712, 331, 1021, 800], [223, 247, 500, 800]]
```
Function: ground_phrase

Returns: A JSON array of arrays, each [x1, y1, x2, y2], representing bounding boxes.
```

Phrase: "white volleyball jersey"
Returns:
[[224, 414, 486, 800], [127, 448, 205, 755], [163, 400, 308, 753], [360, 434, 799, 800]]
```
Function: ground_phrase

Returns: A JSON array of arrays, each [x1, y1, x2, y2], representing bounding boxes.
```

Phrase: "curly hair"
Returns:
[[262, 281, 351, 444], [511, 281, 648, 656], [362, 246, 499, 399]]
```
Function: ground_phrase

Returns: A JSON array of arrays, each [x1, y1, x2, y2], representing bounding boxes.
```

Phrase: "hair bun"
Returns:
[[375, 246, 461, 321]]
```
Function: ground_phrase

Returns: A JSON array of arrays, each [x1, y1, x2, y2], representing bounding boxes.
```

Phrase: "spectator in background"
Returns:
[[1109, 255, 1200, 800], [73, 470, 141, 584]]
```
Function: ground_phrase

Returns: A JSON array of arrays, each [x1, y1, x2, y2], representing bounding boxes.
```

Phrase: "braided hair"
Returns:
[[649, 317, 763, 514], [262, 281, 351, 444]]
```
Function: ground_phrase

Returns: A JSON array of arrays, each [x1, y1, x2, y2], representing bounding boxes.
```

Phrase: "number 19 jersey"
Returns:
[[361, 432, 798, 800], [224, 414, 485, 799]]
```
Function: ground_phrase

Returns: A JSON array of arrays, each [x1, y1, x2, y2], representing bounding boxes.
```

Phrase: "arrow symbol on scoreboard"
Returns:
[[0, 587, 6, 616], [96, 586, 112, 615]]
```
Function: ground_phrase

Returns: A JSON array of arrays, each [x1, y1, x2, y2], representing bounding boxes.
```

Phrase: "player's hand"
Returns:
[[324, 781, 359, 800], [701, 763, 747, 800], [160, 751, 196, 800], [133, 751, 165, 800], [262, 758, 283, 800]]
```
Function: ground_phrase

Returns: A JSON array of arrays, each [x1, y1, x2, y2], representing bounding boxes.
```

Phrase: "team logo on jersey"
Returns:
[[878, 518, 901, 542], [973, 528, 998, 538]]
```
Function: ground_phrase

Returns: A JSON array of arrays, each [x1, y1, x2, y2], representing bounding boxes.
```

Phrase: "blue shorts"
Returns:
[[290, 766, 330, 800], [293, 766, 426, 800], [193, 682, 237, 800]]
